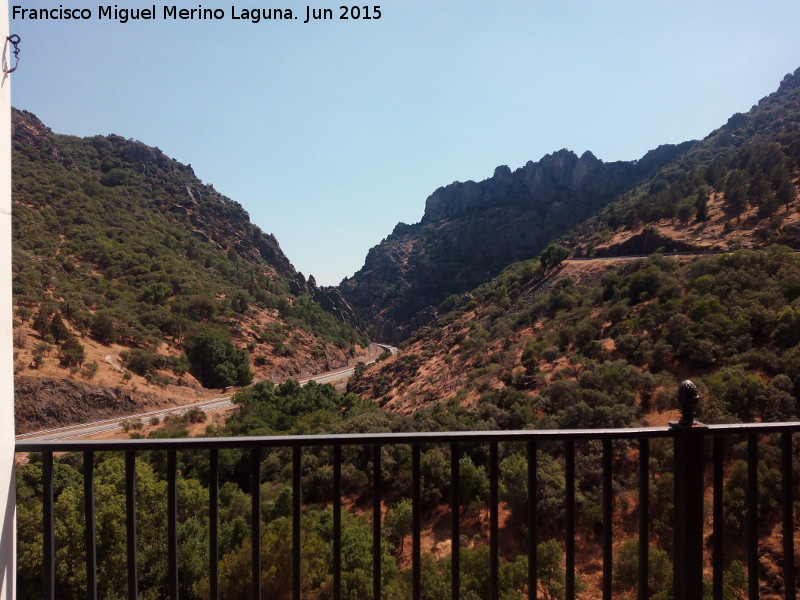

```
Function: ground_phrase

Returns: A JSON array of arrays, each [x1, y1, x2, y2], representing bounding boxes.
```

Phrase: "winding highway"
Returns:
[[15, 343, 397, 442]]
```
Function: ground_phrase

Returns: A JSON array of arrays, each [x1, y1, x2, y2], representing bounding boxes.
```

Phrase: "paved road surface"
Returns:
[[16, 343, 397, 441]]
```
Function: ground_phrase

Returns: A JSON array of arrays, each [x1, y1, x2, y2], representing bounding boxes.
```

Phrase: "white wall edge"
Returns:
[[0, 0, 16, 597]]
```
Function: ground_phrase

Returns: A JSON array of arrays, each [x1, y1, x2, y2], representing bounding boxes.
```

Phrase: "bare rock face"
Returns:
[[14, 376, 144, 432], [313, 286, 357, 324], [340, 144, 694, 342]]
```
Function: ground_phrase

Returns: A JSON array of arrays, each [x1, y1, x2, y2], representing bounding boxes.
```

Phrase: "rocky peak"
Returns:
[[12, 108, 59, 159], [493, 164, 513, 182], [777, 66, 800, 94]]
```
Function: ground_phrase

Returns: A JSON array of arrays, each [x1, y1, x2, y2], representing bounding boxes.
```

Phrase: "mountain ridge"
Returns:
[[340, 141, 695, 342], [340, 67, 800, 344]]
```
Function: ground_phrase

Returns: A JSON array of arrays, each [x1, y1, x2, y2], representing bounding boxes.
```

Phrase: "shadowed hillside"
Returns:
[[339, 143, 694, 343]]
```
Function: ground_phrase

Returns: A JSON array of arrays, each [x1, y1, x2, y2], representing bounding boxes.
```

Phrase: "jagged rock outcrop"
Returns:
[[313, 286, 357, 323], [340, 143, 695, 342]]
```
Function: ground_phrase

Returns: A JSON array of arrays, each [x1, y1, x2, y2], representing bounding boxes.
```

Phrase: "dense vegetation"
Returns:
[[13, 381, 560, 600], [19, 368, 788, 599], [12, 109, 365, 389], [357, 249, 799, 426], [21, 245, 800, 598], [567, 138, 800, 257]]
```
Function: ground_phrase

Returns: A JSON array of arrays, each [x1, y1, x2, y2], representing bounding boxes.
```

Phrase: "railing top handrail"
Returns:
[[15, 427, 672, 452], [705, 421, 800, 434], [14, 421, 800, 452]]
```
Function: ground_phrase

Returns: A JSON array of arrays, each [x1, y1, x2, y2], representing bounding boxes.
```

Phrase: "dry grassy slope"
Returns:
[[14, 314, 367, 432], [14, 314, 360, 401], [593, 182, 800, 255], [348, 256, 658, 413]]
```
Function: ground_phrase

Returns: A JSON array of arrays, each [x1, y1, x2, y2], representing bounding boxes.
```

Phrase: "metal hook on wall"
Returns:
[[3, 35, 21, 74]]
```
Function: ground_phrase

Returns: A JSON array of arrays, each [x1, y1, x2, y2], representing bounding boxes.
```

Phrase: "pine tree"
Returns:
[[32, 306, 52, 337], [49, 313, 70, 343], [757, 190, 779, 220], [747, 171, 771, 208], [59, 336, 85, 367], [724, 170, 748, 223], [694, 188, 710, 221], [776, 178, 796, 211], [90, 311, 116, 344]]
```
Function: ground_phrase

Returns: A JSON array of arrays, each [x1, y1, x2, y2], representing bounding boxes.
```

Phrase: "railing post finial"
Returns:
[[677, 379, 699, 427], [672, 378, 707, 600]]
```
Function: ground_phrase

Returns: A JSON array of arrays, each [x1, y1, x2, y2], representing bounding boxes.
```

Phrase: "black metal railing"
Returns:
[[15, 414, 800, 600]]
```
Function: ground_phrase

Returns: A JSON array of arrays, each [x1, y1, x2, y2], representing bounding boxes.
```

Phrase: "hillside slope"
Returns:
[[348, 248, 800, 428], [567, 67, 800, 257], [348, 68, 800, 422], [12, 109, 366, 427]]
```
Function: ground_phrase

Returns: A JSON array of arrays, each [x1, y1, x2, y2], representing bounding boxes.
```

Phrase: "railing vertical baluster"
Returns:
[[293, 446, 302, 600], [209, 449, 219, 600], [167, 450, 179, 600], [412, 444, 421, 600], [527, 441, 538, 600], [451, 443, 460, 600], [333, 446, 342, 600], [781, 433, 796, 600], [489, 442, 499, 600], [565, 441, 575, 600], [713, 436, 724, 600], [602, 440, 612, 600], [251, 448, 261, 600], [639, 438, 649, 600], [748, 435, 759, 600], [84, 451, 97, 600], [373, 444, 382, 600], [43, 451, 55, 600], [126, 450, 138, 600]]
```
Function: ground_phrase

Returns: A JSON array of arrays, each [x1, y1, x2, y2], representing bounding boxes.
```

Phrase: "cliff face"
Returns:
[[15, 376, 145, 432], [340, 144, 694, 342]]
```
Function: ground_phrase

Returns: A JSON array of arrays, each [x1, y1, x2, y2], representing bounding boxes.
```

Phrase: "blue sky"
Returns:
[[9, 1, 800, 285]]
